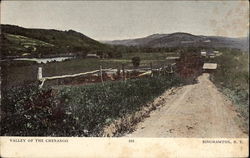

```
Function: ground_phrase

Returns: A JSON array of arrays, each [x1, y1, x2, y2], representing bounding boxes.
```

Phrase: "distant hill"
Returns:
[[1, 24, 112, 58], [104, 32, 249, 52]]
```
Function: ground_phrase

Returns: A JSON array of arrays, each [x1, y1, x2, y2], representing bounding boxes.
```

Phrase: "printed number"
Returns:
[[129, 139, 134, 143]]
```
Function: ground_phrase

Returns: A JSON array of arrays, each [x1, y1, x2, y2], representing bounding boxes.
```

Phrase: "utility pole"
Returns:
[[150, 62, 153, 77]]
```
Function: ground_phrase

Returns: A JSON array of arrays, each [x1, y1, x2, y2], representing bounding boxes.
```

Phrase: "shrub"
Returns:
[[131, 56, 141, 68]]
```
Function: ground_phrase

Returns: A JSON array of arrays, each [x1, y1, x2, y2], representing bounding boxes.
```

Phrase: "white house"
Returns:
[[201, 51, 207, 56], [203, 63, 217, 72], [86, 53, 100, 58]]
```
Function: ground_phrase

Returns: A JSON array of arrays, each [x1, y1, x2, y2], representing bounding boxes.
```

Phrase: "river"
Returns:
[[13, 57, 73, 64]]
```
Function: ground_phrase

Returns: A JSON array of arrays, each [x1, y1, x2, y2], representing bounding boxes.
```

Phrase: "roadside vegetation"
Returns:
[[1, 74, 183, 136], [210, 49, 249, 133]]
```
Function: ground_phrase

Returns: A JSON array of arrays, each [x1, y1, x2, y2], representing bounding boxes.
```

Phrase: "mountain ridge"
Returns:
[[103, 32, 249, 52]]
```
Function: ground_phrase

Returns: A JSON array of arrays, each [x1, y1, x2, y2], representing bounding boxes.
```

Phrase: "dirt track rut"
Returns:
[[126, 73, 247, 137]]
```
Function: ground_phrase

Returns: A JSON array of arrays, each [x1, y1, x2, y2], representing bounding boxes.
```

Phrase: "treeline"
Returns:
[[111, 44, 227, 55]]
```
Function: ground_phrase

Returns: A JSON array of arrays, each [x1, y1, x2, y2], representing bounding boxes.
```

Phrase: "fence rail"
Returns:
[[38, 63, 175, 88]]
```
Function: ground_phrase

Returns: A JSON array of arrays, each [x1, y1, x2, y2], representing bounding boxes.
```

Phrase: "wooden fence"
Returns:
[[37, 63, 175, 88]]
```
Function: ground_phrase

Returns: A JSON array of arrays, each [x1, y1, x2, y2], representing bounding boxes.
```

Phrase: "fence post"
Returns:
[[37, 66, 44, 89], [100, 65, 104, 85], [37, 66, 43, 80], [122, 64, 125, 81], [163, 64, 165, 75]]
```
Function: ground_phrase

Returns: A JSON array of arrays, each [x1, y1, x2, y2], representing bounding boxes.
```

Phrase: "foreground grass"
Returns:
[[210, 49, 249, 133], [1, 74, 182, 136]]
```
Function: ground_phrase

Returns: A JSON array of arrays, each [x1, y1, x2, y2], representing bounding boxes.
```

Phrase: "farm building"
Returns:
[[203, 39, 211, 43], [201, 51, 207, 56], [200, 50, 220, 57], [86, 53, 100, 58], [202, 63, 217, 73], [166, 56, 180, 60], [213, 50, 222, 56], [207, 50, 215, 56]]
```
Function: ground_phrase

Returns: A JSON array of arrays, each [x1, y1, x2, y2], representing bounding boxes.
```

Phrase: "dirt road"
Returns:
[[126, 73, 247, 137]]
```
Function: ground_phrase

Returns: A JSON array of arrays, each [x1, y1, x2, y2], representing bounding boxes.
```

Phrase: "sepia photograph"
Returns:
[[0, 0, 249, 157]]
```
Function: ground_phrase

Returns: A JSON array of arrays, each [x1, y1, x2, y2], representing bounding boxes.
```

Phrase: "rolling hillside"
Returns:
[[104, 32, 249, 52], [1, 24, 112, 58]]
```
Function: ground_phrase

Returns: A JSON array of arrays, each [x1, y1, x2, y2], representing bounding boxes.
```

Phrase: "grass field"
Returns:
[[4, 33, 54, 54], [122, 52, 179, 60], [2, 52, 177, 88]]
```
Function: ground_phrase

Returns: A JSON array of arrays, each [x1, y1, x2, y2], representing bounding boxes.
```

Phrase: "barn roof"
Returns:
[[87, 53, 98, 56], [203, 63, 217, 70]]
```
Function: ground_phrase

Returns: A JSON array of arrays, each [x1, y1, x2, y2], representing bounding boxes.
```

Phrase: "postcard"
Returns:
[[0, 0, 249, 157]]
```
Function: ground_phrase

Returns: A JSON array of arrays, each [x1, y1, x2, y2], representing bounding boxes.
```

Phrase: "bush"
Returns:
[[131, 57, 141, 68], [1, 84, 58, 136], [1, 74, 182, 136]]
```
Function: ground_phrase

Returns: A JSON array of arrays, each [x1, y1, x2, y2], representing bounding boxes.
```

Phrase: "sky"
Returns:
[[1, 1, 249, 40]]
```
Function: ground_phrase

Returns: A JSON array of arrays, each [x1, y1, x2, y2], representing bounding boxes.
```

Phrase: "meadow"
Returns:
[[2, 52, 177, 88]]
